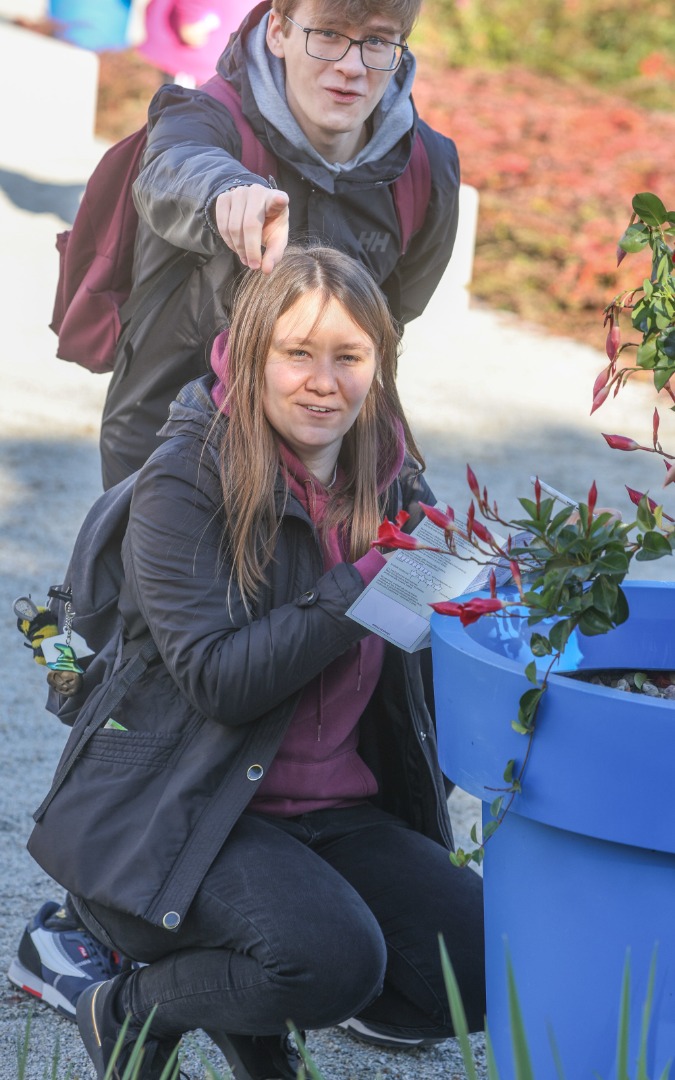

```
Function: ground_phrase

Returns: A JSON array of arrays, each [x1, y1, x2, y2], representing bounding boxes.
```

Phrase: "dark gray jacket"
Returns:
[[99, 1, 460, 488], [31, 379, 452, 931]]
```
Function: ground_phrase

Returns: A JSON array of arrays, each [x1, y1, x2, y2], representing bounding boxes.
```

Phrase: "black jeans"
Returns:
[[81, 805, 485, 1052]]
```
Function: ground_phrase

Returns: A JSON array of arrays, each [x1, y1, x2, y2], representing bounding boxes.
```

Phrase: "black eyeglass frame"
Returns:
[[284, 15, 408, 71]]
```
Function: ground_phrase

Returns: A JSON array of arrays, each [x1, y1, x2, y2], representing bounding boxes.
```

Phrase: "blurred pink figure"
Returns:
[[138, 0, 256, 87]]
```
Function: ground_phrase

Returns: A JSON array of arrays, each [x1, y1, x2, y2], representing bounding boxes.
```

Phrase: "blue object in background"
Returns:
[[431, 580, 675, 1080], [49, 0, 131, 51]]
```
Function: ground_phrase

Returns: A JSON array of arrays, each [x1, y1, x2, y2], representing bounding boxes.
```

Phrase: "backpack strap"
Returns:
[[199, 75, 277, 182], [392, 129, 432, 255]]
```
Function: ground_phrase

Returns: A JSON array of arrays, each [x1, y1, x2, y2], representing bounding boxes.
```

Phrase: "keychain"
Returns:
[[13, 594, 59, 665], [45, 600, 85, 697], [14, 590, 92, 697]]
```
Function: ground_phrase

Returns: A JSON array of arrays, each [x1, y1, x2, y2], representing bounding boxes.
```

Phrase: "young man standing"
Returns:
[[99, 0, 460, 488]]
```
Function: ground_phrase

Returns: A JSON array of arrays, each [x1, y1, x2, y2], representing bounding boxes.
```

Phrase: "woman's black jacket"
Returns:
[[30, 379, 453, 931]]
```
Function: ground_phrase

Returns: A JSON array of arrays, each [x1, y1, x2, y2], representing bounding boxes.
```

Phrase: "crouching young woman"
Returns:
[[30, 246, 485, 1079]]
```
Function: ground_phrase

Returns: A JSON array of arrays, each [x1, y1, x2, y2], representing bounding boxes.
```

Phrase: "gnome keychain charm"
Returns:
[[46, 601, 85, 697]]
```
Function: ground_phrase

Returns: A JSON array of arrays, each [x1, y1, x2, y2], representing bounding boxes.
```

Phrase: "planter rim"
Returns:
[[430, 578, 675, 852]]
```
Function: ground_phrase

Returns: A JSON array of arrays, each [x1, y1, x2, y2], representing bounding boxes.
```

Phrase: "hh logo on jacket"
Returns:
[[359, 231, 391, 253]]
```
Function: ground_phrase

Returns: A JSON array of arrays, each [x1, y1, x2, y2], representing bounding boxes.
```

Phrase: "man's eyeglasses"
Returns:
[[284, 15, 407, 71]]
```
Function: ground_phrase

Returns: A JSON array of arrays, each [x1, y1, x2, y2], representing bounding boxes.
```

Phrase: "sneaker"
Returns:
[[77, 978, 182, 1079], [338, 1016, 446, 1049], [7, 900, 124, 1019], [219, 1031, 302, 1080]]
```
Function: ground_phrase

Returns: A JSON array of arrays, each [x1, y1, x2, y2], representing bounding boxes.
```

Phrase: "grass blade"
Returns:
[[484, 1023, 502, 1080], [505, 952, 534, 1080], [615, 951, 631, 1080], [16, 1009, 32, 1080], [439, 933, 479, 1080], [288, 1024, 325, 1080]]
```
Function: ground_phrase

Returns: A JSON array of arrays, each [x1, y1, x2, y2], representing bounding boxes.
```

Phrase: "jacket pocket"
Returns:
[[81, 728, 182, 769]]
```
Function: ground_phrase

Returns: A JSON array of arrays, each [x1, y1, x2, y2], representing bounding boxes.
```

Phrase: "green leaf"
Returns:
[[634, 672, 647, 690], [654, 362, 675, 392], [482, 820, 499, 841], [636, 530, 673, 561], [590, 576, 618, 617], [637, 336, 658, 369], [660, 329, 675, 360], [517, 686, 545, 729], [636, 497, 657, 532], [449, 848, 470, 868], [614, 586, 630, 626], [503, 759, 516, 783], [594, 548, 630, 575], [490, 796, 504, 818], [578, 608, 615, 636], [524, 661, 538, 684], [549, 618, 574, 652], [618, 223, 650, 253], [512, 721, 531, 735], [529, 632, 552, 656], [633, 192, 668, 227]]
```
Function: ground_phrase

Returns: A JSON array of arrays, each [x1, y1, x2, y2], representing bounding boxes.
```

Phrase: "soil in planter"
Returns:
[[562, 669, 675, 700]]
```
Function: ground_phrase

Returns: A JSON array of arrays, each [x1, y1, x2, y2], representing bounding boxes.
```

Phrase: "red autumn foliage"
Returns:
[[412, 65, 675, 348]]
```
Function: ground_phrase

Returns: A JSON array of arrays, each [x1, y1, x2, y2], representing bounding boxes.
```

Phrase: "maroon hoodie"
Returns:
[[249, 441, 396, 815]]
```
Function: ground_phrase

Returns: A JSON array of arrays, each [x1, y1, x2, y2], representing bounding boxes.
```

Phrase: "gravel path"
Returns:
[[2, 123, 673, 1079]]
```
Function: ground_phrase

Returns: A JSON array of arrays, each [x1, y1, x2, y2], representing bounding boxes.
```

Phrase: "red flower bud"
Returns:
[[429, 600, 464, 617], [372, 517, 424, 550], [664, 463, 675, 489], [509, 560, 524, 600], [591, 382, 612, 415], [466, 465, 480, 501], [602, 433, 641, 452], [625, 485, 646, 508], [592, 367, 611, 401], [616, 245, 627, 268], [653, 408, 660, 449], [533, 476, 541, 513], [489, 568, 497, 598], [626, 485, 675, 521], [420, 503, 455, 530], [466, 501, 476, 540], [605, 319, 621, 363], [395, 510, 410, 528], [430, 596, 506, 626], [587, 481, 598, 517], [472, 520, 494, 546]]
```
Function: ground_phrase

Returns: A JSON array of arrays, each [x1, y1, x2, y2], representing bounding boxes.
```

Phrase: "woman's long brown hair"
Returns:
[[218, 245, 424, 609]]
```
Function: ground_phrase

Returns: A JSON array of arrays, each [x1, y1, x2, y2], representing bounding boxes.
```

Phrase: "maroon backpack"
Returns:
[[50, 76, 430, 374]]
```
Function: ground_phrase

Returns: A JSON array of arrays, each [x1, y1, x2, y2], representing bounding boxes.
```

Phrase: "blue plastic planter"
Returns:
[[431, 580, 675, 1079], [49, 0, 131, 51]]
